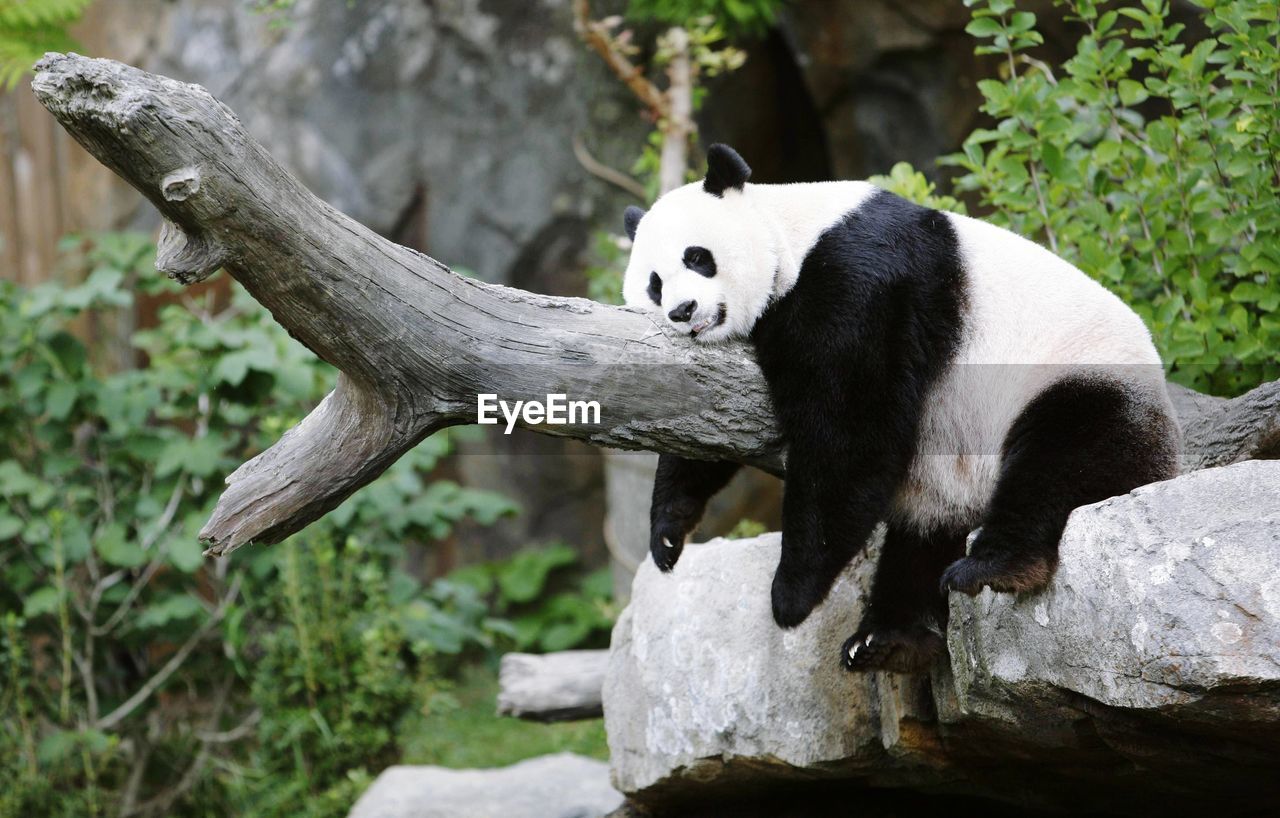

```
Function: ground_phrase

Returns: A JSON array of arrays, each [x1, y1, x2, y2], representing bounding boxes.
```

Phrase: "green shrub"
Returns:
[[935, 0, 1279, 396], [448, 543, 616, 654], [0, 234, 523, 818]]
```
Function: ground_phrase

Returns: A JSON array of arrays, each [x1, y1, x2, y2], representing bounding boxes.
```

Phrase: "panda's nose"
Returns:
[[668, 300, 697, 323]]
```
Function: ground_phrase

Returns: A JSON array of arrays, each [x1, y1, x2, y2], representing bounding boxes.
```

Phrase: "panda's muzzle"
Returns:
[[689, 302, 728, 338]]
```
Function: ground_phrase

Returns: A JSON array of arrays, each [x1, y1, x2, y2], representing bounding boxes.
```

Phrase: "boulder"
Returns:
[[603, 461, 1280, 814], [347, 752, 622, 818]]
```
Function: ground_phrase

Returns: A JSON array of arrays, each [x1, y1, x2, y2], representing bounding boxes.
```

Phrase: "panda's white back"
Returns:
[[897, 210, 1167, 530]]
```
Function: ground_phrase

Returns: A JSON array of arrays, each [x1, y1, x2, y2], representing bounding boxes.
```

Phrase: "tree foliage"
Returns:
[[626, 0, 783, 36], [0, 0, 91, 89], [940, 0, 1280, 396]]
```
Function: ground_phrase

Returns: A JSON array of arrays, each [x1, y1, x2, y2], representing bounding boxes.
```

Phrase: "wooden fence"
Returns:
[[0, 4, 146, 286]]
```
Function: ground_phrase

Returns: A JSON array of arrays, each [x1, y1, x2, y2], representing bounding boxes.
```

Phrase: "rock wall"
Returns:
[[604, 461, 1280, 814]]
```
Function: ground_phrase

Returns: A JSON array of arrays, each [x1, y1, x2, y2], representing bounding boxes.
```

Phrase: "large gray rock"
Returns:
[[604, 461, 1280, 813], [347, 752, 622, 818]]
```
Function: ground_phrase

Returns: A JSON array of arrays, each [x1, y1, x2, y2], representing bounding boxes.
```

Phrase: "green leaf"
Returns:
[[0, 514, 22, 539], [496, 544, 577, 604], [136, 594, 204, 629], [1008, 11, 1036, 34], [166, 534, 206, 573], [24, 586, 60, 618], [1118, 79, 1150, 106], [965, 17, 1004, 38], [1093, 140, 1122, 164], [539, 620, 592, 652], [155, 434, 226, 478], [44, 380, 77, 420], [37, 730, 78, 765], [96, 521, 145, 568]]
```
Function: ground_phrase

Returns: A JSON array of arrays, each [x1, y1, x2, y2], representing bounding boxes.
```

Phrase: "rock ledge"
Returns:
[[604, 461, 1280, 813]]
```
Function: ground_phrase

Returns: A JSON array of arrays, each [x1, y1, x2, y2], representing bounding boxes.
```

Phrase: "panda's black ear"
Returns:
[[703, 144, 751, 197], [624, 205, 645, 241]]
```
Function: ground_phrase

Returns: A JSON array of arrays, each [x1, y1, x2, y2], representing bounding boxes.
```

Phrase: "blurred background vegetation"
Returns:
[[1, 0, 1276, 816]]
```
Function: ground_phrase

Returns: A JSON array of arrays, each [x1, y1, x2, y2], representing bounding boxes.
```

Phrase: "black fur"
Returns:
[[703, 144, 751, 197], [683, 246, 717, 277], [624, 205, 645, 241], [843, 525, 965, 672], [939, 375, 1179, 597], [647, 272, 662, 306], [749, 190, 967, 628], [649, 455, 742, 571]]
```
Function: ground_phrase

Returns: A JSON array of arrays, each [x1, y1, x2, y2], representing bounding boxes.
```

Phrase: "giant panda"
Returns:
[[621, 144, 1181, 673]]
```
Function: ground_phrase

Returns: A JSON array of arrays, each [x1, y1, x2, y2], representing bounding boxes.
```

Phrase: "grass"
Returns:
[[400, 662, 609, 768]]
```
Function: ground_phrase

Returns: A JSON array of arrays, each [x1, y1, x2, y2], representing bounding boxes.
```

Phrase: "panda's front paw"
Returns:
[[649, 516, 687, 572], [770, 566, 827, 629], [841, 626, 944, 674]]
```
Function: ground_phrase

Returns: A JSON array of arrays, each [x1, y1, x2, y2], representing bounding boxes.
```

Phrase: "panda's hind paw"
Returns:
[[939, 553, 1055, 597], [841, 626, 944, 674]]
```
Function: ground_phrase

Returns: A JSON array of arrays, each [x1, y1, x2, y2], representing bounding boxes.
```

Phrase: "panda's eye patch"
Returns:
[[647, 272, 663, 306], [682, 246, 716, 277]]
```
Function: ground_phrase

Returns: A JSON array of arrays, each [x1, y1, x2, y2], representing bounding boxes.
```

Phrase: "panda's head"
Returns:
[[621, 144, 778, 343]]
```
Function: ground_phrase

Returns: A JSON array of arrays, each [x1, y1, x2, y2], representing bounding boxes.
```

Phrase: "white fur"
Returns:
[[895, 212, 1167, 530], [623, 181, 1166, 530], [622, 181, 876, 341]]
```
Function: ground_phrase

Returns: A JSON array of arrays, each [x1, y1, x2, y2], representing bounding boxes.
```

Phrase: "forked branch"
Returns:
[[31, 53, 782, 558]]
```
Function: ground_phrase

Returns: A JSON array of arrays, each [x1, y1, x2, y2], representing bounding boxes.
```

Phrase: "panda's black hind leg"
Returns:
[[940, 375, 1179, 597], [843, 525, 966, 673]]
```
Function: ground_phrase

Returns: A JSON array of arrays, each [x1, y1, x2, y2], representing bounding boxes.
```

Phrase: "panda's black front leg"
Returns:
[[648, 454, 741, 571], [770, 442, 895, 629]]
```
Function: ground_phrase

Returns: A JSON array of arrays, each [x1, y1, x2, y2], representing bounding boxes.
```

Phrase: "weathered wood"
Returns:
[[30, 54, 1278, 561], [496, 650, 609, 722], [1169, 380, 1280, 470], [31, 53, 783, 559]]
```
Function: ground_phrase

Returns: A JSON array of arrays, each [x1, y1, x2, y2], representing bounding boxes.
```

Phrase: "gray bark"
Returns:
[[496, 650, 609, 722], [30, 54, 1278, 562], [31, 53, 780, 559], [1168, 381, 1280, 470]]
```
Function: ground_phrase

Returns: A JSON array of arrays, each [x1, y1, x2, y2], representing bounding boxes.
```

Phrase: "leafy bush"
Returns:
[[0, 234, 536, 818], [626, 0, 782, 36], [936, 0, 1279, 396], [449, 543, 616, 653]]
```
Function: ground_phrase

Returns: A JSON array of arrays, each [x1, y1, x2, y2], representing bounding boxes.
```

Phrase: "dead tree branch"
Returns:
[[31, 54, 782, 558]]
